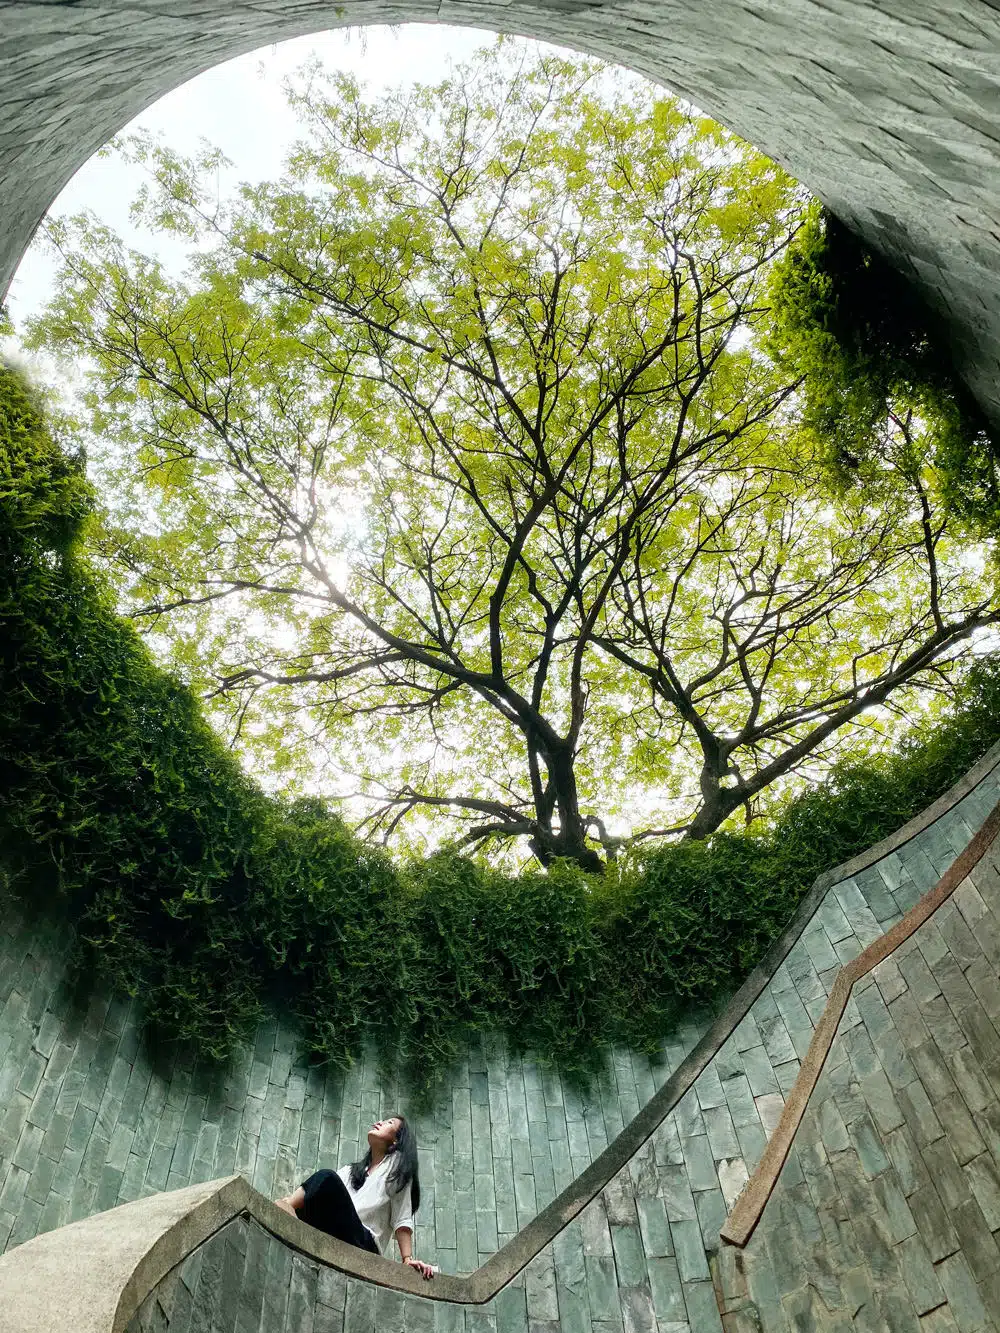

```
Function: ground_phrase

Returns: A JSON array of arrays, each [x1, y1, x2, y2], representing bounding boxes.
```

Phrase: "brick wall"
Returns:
[[3, 1, 1000, 430], [5, 754, 1000, 1329]]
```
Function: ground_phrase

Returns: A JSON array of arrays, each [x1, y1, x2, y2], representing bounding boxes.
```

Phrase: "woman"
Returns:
[[275, 1114, 435, 1279]]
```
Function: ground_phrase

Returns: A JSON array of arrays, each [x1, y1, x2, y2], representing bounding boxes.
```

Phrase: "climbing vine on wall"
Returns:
[[768, 204, 1000, 528], [4, 361, 1000, 1087]]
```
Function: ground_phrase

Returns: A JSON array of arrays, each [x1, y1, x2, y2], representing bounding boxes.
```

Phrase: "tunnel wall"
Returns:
[[3, 0, 1000, 432], [0, 893, 711, 1274], [3, 745, 1000, 1333], [111, 745, 1000, 1332]]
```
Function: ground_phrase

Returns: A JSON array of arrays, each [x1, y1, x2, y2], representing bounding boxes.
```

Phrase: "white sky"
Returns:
[[4, 24, 500, 329]]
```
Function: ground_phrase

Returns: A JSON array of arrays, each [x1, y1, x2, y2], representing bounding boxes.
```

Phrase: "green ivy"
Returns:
[[4, 361, 1000, 1089], [767, 205, 1000, 528]]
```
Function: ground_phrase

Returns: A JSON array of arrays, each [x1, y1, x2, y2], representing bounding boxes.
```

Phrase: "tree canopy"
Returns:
[[27, 40, 1000, 870]]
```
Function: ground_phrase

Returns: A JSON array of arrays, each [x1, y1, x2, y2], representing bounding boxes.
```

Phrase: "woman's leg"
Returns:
[[297, 1170, 379, 1253]]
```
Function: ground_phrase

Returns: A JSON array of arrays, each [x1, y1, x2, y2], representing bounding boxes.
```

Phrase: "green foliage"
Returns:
[[5, 360, 1000, 1089], [768, 205, 1000, 526]]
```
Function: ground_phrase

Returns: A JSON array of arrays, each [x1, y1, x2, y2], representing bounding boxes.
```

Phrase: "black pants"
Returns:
[[297, 1169, 380, 1254]]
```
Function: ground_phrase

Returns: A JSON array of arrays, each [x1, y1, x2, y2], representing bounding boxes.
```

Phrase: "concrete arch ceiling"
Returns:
[[2, 1, 1000, 426]]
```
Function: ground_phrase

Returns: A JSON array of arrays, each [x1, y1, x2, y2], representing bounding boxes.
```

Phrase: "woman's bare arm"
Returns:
[[396, 1227, 434, 1278]]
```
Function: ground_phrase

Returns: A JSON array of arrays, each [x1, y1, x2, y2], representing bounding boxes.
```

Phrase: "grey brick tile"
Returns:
[[949, 1196, 1000, 1293], [734, 1121, 767, 1173], [965, 958, 1000, 1024], [817, 895, 855, 946], [873, 1288, 921, 1333], [896, 1233, 946, 1316], [935, 1092, 987, 1166], [833, 881, 883, 947], [754, 1094, 785, 1139], [917, 920, 952, 972], [912, 1034, 960, 1098], [860, 1068, 906, 1134], [953, 1005, 1000, 1092], [673, 1090, 705, 1141], [936, 957, 980, 1017], [900, 844, 947, 895], [899, 951, 944, 1007], [874, 957, 908, 1005], [694, 1061, 726, 1112], [343, 1275, 376, 1333], [720, 1162, 752, 1215], [936, 1252, 989, 1333], [702, 1103, 740, 1161], [6, 1197, 42, 1250], [722, 1076, 759, 1130], [923, 1137, 977, 1215], [491, 1284, 527, 1333], [874, 1027, 919, 1092], [681, 1134, 718, 1194], [646, 1254, 685, 1324], [949, 1047, 996, 1115], [525, 1252, 559, 1321], [872, 1170, 918, 1243], [954, 880, 990, 930], [935, 902, 985, 972], [964, 1151, 1000, 1229], [733, 1013, 761, 1054], [659, 1164, 697, 1223], [898, 1079, 947, 1147], [908, 1180, 960, 1262], [740, 1046, 779, 1098], [891, 989, 934, 1053], [858, 865, 903, 924], [611, 1223, 648, 1288], [670, 1217, 710, 1282], [847, 1111, 891, 1178], [682, 1280, 724, 1333], [618, 1284, 656, 1333], [694, 1185, 727, 1250], [773, 989, 814, 1045]]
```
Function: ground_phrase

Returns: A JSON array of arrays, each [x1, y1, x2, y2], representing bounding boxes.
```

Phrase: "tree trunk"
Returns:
[[529, 744, 605, 873]]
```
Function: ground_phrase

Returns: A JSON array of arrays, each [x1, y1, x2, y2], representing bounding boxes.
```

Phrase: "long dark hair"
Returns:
[[349, 1113, 421, 1211]]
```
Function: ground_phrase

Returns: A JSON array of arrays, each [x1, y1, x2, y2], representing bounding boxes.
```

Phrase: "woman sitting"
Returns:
[[275, 1114, 435, 1279]]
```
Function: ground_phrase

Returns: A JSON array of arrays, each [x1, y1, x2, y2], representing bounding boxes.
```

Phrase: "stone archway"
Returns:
[[2, 1, 1000, 424]]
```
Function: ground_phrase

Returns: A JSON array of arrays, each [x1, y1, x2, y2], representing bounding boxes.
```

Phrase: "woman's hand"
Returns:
[[403, 1256, 435, 1280], [274, 1186, 305, 1218]]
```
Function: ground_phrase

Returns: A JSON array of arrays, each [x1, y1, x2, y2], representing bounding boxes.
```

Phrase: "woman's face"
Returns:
[[368, 1115, 402, 1148]]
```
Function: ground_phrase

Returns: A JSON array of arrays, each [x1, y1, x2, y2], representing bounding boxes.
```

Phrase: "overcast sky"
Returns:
[[4, 23, 505, 330]]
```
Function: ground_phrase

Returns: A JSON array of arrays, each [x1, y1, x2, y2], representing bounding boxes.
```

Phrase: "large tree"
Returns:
[[28, 42, 1000, 869]]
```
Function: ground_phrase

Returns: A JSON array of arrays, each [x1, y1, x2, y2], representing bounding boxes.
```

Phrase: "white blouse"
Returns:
[[337, 1156, 415, 1255]]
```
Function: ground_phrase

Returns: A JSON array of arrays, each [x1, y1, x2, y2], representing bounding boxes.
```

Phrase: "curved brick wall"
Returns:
[[3, 2, 1000, 432], [3, 746, 1000, 1333], [0, 896, 711, 1271]]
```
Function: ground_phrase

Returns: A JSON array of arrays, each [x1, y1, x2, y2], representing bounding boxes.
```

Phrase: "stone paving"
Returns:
[[3, 0, 1000, 433], [3, 755, 1000, 1332]]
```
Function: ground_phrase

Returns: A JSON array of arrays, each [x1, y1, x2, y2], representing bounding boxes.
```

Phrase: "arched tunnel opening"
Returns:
[[3, 5, 1000, 1332]]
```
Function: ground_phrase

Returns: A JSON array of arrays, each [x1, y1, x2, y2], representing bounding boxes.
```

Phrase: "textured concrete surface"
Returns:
[[3, 1, 1000, 432], [3, 754, 999, 1331], [0, 1177, 233, 1333]]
